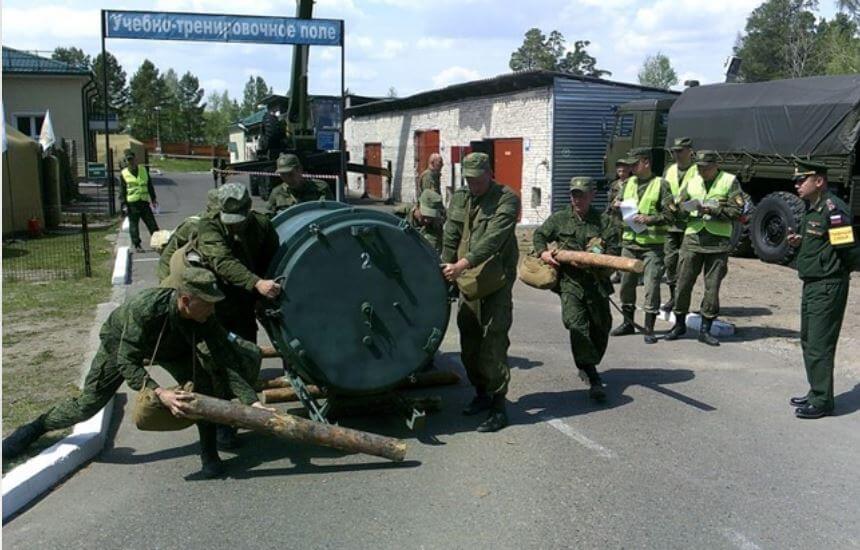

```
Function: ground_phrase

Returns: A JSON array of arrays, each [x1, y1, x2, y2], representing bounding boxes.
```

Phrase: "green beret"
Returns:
[[670, 137, 692, 150], [179, 266, 225, 303], [276, 153, 302, 174], [569, 176, 595, 192], [123, 149, 135, 159], [793, 159, 828, 180], [418, 189, 443, 218], [694, 150, 720, 165], [462, 152, 490, 177], [615, 156, 637, 166], [217, 183, 251, 224]]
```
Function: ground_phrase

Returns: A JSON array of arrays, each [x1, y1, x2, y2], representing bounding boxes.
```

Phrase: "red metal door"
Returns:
[[414, 130, 440, 195], [493, 138, 523, 220], [364, 143, 382, 199]]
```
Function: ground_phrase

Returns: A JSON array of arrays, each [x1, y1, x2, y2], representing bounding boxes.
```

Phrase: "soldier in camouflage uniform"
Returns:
[[661, 137, 699, 313], [196, 183, 281, 343], [418, 153, 443, 193], [442, 152, 520, 432], [268, 153, 333, 216], [787, 160, 855, 419], [610, 147, 674, 344], [156, 188, 220, 282], [605, 156, 636, 283], [534, 177, 620, 401], [393, 189, 445, 254], [1, 268, 269, 478], [665, 151, 743, 346]]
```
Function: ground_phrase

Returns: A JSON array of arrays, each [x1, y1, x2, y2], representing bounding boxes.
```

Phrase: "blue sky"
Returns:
[[2, 0, 840, 103]]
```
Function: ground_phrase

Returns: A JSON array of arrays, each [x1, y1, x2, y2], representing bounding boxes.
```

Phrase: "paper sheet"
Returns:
[[620, 199, 647, 233]]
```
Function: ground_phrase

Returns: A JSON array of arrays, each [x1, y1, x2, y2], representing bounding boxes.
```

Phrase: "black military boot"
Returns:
[[698, 318, 720, 347], [476, 394, 508, 433], [462, 392, 492, 416], [197, 422, 225, 479], [2, 416, 47, 460], [661, 285, 676, 313], [579, 366, 606, 402], [610, 306, 635, 337], [216, 425, 241, 450], [643, 312, 658, 344], [663, 314, 687, 341]]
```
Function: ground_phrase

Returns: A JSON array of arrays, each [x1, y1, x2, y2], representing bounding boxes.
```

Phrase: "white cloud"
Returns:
[[432, 66, 481, 88], [417, 37, 456, 50], [2, 6, 100, 43], [202, 77, 229, 92]]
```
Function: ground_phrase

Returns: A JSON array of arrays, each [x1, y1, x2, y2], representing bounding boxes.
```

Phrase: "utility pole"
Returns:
[[154, 105, 163, 159]]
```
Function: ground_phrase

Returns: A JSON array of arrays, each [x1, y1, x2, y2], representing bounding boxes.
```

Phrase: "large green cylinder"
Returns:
[[263, 201, 450, 395]]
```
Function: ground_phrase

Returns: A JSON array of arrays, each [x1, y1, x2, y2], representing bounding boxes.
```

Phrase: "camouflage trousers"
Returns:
[[127, 201, 159, 248], [663, 231, 685, 286], [561, 290, 611, 369], [673, 249, 728, 320], [619, 246, 665, 314], [457, 282, 513, 397]]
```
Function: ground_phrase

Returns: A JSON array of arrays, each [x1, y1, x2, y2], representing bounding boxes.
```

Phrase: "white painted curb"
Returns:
[[2, 230, 132, 521], [121, 216, 129, 232]]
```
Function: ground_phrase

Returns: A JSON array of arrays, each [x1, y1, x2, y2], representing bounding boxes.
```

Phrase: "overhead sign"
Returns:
[[317, 130, 339, 152], [87, 162, 107, 180], [104, 10, 342, 46]]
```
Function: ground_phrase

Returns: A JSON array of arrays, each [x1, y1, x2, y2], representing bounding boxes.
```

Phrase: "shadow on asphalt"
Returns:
[[720, 306, 773, 317], [836, 383, 860, 417], [727, 326, 800, 341]]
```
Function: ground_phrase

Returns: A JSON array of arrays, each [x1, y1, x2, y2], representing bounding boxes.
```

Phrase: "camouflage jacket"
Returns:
[[267, 179, 332, 216], [393, 204, 444, 254], [196, 211, 279, 292], [419, 169, 441, 193], [104, 287, 258, 404]]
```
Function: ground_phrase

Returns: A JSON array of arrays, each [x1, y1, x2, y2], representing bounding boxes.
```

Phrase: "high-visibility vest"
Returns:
[[122, 166, 150, 203], [684, 171, 736, 237], [664, 163, 698, 198], [622, 176, 668, 245]]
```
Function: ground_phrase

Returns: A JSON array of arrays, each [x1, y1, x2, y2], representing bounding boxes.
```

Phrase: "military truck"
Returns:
[[604, 75, 860, 264]]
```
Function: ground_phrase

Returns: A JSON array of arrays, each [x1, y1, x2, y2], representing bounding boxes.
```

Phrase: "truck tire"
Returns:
[[750, 191, 804, 265], [731, 198, 755, 257]]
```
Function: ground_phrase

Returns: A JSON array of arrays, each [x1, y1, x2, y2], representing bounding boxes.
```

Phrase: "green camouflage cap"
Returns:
[[178, 266, 225, 303], [276, 153, 302, 174], [670, 137, 693, 150], [793, 159, 828, 180], [462, 152, 490, 177], [418, 189, 443, 218], [569, 176, 595, 192], [123, 148, 135, 159], [615, 156, 637, 166], [217, 182, 251, 224], [694, 150, 720, 165], [205, 188, 220, 215], [628, 147, 652, 160]]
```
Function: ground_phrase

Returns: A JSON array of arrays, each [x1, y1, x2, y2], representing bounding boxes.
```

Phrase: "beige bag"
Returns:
[[455, 196, 508, 301], [132, 318, 196, 432], [518, 254, 558, 290]]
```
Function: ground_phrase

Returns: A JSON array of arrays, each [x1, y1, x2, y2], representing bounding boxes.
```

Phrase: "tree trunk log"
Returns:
[[261, 370, 461, 404], [183, 393, 407, 462], [262, 384, 323, 403], [554, 250, 644, 273], [259, 345, 280, 359]]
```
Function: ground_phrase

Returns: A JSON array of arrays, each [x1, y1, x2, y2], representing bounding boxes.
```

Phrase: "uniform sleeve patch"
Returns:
[[828, 226, 855, 246]]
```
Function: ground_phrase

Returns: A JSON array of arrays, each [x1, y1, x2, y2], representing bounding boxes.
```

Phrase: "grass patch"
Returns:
[[2, 222, 118, 472], [147, 156, 214, 173]]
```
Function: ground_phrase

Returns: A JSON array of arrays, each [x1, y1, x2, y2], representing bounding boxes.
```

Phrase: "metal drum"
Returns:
[[263, 201, 450, 395]]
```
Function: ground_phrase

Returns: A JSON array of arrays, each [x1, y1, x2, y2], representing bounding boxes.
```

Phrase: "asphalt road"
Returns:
[[4, 173, 859, 549]]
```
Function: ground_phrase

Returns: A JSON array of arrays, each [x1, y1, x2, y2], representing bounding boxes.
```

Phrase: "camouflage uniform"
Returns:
[[442, 161, 520, 400], [393, 189, 445, 254], [268, 153, 333, 216], [196, 184, 280, 342], [156, 189, 220, 282], [534, 179, 620, 378], [418, 168, 441, 193]]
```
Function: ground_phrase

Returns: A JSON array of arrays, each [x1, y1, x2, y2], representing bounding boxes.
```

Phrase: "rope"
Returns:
[[211, 168, 339, 180]]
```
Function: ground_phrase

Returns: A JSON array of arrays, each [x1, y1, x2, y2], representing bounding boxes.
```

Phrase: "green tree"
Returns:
[[176, 72, 206, 146], [204, 90, 241, 146], [51, 46, 91, 69], [509, 28, 610, 77], [240, 76, 272, 117], [387, 86, 398, 98], [127, 59, 169, 140], [637, 52, 679, 89], [92, 52, 128, 119], [836, 0, 860, 22], [817, 13, 860, 73], [734, 0, 822, 81], [160, 68, 182, 143]]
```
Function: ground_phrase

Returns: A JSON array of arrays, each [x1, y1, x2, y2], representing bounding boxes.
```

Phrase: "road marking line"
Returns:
[[545, 417, 616, 458], [722, 529, 761, 550]]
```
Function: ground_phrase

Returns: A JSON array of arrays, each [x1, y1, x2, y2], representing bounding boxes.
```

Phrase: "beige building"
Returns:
[[2, 47, 92, 178]]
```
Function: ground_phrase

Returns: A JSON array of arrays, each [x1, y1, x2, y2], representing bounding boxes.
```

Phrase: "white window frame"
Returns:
[[13, 111, 46, 140]]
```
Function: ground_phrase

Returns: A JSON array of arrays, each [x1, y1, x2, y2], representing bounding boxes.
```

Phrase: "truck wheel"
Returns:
[[731, 200, 755, 257], [750, 191, 804, 264]]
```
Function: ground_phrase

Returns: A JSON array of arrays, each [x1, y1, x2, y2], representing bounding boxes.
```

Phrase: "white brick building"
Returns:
[[345, 71, 676, 225]]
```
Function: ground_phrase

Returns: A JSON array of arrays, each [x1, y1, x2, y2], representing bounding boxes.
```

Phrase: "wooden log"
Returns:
[[261, 370, 461, 404], [256, 376, 292, 391], [554, 250, 644, 273], [183, 393, 407, 462], [259, 345, 281, 359]]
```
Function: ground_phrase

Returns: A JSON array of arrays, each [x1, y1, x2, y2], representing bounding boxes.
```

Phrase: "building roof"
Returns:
[[2, 47, 91, 76], [346, 70, 677, 117]]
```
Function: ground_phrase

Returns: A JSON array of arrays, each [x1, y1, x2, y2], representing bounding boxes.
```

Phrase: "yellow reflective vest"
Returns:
[[664, 163, 698, 198], [122, 166, 151, 203], [622, 176, 668, 245], [684, 171, 735, 237]]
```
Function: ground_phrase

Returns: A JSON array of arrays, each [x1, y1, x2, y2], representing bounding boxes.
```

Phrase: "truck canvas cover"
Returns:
[[667, 75, 860, 157]]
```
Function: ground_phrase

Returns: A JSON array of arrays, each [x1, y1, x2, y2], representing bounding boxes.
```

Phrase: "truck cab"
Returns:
[[604, 98, 676, 179]]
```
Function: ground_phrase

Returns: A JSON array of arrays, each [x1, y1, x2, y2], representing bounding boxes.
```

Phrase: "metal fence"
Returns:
[[2, 213, 93, 282]]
